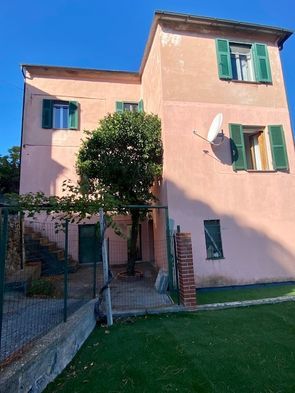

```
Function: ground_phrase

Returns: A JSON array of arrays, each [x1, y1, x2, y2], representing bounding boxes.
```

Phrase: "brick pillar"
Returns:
[[176, 232, 196, 308]]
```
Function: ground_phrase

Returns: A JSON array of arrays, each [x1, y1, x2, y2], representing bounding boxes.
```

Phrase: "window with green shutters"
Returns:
[[216, 39, 272, 83], [42, 100, 53, 129], [229, 124, 247, 170], [216, 39, 232, 80], [204, 220, 224, 260], [252, 44, 272, 83], [229, 123, 288, 172], [41, 99, 79, 130], [268, 125, 289, 170], [116, 100, 144, 112]]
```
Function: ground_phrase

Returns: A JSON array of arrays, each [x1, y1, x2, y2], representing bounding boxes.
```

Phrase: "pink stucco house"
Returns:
[[20, 11, 295, 287]]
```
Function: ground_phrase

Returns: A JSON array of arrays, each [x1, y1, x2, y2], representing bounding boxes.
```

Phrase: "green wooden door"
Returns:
[[79, 224, 101, 264]]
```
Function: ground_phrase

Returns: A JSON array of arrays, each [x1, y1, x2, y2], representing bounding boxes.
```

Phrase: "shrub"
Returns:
[[27, 279, 55, 298]]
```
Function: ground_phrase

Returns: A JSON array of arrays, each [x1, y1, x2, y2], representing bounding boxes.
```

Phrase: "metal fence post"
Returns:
[[92, 222, 98, 299], [63, 219, 69, 323], [0, 208, 9, 352], [99, 209, 113, 326], [165, 208, 174, 291]]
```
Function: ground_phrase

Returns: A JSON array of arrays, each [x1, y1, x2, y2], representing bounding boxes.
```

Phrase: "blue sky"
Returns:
[[0, 0, 294, 155]]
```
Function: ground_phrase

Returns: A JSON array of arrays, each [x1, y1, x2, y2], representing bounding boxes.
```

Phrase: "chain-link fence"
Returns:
[[0, 209, 97, 367], [106, 207, 179, 312], [0, 205, 179, 366]]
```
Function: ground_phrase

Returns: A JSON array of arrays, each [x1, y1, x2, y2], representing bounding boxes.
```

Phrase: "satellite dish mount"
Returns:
[[193, 113, 224, 146]]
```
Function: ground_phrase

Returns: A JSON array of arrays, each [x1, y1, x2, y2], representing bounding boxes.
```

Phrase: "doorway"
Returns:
[[79, 224, 101, 264]]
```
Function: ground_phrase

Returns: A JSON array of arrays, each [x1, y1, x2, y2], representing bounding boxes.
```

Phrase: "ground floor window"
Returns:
[[204, 220, 224, 260]]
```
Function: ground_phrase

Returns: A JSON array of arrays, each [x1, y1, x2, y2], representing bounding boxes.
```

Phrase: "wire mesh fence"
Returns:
[[0, 210, 95, 367], [0, 205, 179, 366], [105, 208, 179, 312]]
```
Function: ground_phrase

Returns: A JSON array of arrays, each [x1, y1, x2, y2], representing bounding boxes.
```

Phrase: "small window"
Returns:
[[230, 43, 255, 82], [229, 123, 287, 172], [42, 99, 79, 130], [204, 220, 224, 260], [216, 39, 272, 83], [53, 102, 69, 129], [123, 102, 139, 112], [116, 100, 144, 113]]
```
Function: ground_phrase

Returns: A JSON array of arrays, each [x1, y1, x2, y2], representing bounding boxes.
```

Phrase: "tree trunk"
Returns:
[[127, 209, 140, 276]]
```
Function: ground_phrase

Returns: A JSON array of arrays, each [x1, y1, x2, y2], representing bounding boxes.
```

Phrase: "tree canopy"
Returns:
[[77, 111, 163, 275], [77, 111, 163, 206], [0, 146, 20, 196]]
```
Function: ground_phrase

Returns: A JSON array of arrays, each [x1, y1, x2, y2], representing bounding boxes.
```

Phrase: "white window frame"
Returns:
[[123, 102, 139, 112], [53, 102, 69, 129], [230, 43, 255, 82]]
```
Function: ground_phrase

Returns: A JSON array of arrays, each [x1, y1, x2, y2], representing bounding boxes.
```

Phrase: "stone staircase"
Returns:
[[24, 226, 79, 276]]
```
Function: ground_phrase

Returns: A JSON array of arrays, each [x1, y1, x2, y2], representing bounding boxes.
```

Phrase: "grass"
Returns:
[[196, 283, 295, 305], [45, 302, 295, 393]]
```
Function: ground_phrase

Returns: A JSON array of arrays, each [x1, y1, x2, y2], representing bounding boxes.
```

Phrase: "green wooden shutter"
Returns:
[[138, 99, 144, 112], [229, 124, 247, 170], [268, 125, 289, 170], [69, 101, 79, 129], [116, 101, 124, 112], [253, 43, 272, 83], [42, 99, 53, 129], [216, 39, 233, 80]]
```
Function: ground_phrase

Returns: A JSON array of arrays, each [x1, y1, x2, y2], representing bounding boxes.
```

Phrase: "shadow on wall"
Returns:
[[202, 135, 233, 166], [166, 179, 295, 287], [20, 83, 81, 195]]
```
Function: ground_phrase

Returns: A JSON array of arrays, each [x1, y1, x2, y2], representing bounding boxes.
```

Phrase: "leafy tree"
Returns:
[[77, 111, 163, 275], [0, 146, 20, 195]]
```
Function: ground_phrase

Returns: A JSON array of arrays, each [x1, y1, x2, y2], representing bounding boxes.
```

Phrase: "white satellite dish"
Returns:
[[207, 113, 223, 144], [193, 113, 224, 146]]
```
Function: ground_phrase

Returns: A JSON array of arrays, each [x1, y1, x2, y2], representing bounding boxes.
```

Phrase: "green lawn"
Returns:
[[45, 302, 295, 393], [196, 284, 295, 305]]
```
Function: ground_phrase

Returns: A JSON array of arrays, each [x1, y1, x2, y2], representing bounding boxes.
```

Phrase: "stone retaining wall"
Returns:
[[5, 215, 22, 275], [0, 299, 96, 393]]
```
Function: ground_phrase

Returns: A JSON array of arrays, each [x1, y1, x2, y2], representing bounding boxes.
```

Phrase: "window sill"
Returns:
[[246, 170, 276, 173], [206, 257, 225, 261], [222, 79, 272, 86], [50, 128, 79, 131]]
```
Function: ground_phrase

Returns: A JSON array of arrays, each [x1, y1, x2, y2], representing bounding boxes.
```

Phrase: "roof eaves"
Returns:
[[21, 64, 140, 78], [154, 10, 293, 49]]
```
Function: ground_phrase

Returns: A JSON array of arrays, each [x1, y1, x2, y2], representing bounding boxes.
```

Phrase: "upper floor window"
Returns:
[[42, 99, 79, 130], [123, 102, 139, 112], [230, 124, 289, 171], [116, 100, 144, 113], [53, 102, 69, 129], [230, 43, 255, 82], [216, 39, 272, 84]]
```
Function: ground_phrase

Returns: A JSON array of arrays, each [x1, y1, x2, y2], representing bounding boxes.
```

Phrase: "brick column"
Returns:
[[176, 232, 196, 308]]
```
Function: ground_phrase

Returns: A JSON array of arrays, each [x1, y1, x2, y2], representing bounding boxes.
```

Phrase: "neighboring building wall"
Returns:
[[159, 21, 295, 286], [20, 71, 141, 196]]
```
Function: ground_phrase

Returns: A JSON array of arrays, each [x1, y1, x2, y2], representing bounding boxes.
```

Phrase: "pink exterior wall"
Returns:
[[20, 15, 295, 286], [157, 22, 295, 286], [20, 73, 141, 195], [141, 25, 168, 269]]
